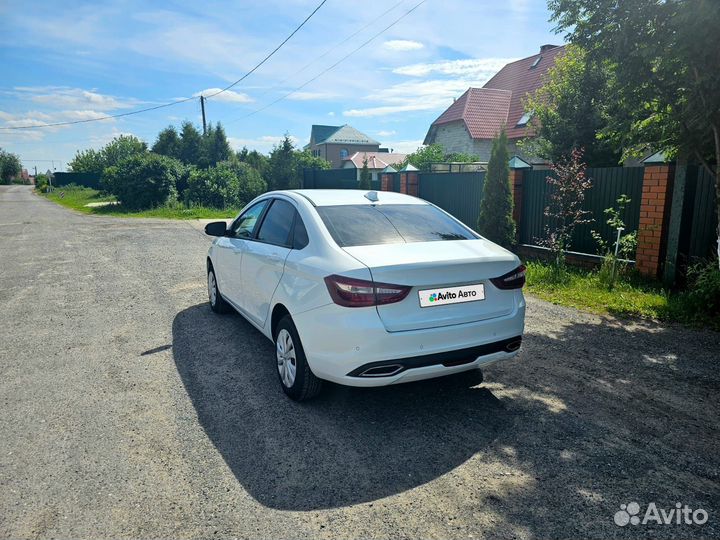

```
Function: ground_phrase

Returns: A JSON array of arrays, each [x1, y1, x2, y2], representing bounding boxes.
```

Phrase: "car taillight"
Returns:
[[490, 264, 526, 290], [324, 274, 411, 307]]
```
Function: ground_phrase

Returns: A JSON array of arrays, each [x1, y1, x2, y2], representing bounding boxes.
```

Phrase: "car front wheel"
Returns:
[[275, 315, 322, 401]]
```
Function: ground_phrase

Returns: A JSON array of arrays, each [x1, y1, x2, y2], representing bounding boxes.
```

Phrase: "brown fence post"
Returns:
[[636, 162, 675, 278], [380, 165, 397, 191], [399, 164, 418, 195]]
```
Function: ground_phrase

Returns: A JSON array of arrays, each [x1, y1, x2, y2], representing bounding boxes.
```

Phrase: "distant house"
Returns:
[[304, 124, 380, 168], [342, 151, 407, 182], [424, 44, 566, 164]]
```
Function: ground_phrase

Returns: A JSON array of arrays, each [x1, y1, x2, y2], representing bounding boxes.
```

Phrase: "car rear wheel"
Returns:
[[208, 267, 231, 314], [275, 315, 322, 401]]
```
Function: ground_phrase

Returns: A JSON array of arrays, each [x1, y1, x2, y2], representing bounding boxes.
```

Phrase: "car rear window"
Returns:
[[316, 204, 477, 247]]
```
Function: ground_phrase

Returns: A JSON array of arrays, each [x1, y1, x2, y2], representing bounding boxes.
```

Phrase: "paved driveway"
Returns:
[[1, 184, 718, 539]]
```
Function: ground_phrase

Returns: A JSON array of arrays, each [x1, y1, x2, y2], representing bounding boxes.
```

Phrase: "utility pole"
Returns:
[[200, 95, 207, 135]]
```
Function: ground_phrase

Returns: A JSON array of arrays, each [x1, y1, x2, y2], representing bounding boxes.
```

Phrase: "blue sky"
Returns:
[[0, 0, 561, 172]]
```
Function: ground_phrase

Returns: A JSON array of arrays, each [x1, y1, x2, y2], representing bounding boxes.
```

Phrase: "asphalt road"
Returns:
[[1, 184, 719, 539]]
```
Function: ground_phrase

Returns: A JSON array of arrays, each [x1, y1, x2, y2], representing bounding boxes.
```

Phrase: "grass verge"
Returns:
[[525, 260, 719, 331], [40, 185, 239, 220]]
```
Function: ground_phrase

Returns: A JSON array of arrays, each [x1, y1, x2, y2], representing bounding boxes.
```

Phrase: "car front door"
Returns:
[[239, 198, 296, 327], [214, 199, 269, 307]]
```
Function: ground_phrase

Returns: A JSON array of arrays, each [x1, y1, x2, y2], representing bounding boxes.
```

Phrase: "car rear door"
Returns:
[[214, 199, 269, 307], [239, 198, 295, 327]]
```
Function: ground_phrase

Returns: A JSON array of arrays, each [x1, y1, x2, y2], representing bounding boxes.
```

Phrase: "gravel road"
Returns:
[[1, 184, 718, 539]]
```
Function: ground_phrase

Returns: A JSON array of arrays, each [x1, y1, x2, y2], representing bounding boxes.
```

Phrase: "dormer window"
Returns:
[[516, 112, 532, 127], [530, 56, 542, 69]]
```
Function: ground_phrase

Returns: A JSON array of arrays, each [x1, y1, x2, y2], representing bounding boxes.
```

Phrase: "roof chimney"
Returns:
[[540, 44, 558, 53]]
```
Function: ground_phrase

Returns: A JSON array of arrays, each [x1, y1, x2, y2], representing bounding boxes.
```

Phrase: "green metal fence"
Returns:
[[418, 172, 485, 230], [681, 165, 718, 261], [52, 172, 102, 189], [520, 167, 644, 255]]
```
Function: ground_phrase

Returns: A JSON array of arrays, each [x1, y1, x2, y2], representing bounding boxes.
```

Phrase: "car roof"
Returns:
[[287, 189, 427, 207]]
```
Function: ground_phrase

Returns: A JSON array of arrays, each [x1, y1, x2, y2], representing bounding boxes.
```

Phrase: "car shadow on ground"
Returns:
[[173, 302, 720, 537], [172, 303, 512, 511]]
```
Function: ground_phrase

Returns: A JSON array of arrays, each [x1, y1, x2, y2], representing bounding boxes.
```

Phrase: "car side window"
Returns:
[[292, 211, 309, 249], [257, 199, 295, 247], [231, 200, 269, 239]]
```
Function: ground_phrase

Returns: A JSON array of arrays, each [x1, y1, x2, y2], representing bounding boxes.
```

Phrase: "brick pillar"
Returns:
[[406, 171, 419, 196], [636, 164, 674, 278], [381, 173, 391, 191], [510, 168, 524, 232], [400, 172, 408, 194]]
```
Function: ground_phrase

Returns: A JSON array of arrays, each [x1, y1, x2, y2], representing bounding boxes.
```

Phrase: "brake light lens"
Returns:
[[490, 265, 526, 290], [324, 274, 411, 307]]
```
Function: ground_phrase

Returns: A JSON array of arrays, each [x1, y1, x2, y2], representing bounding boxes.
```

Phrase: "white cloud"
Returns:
[[392, 58, 514, 78], [327, 111, 335, 116], [13, 86, 141, 110], [383, 40, 424, 52], [377, 130, 396, 137], [193, 88, 253, 103]]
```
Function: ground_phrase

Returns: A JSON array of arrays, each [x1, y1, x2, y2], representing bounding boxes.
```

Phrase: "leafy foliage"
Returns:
[[102, 153, 181, 210], [222, 156, 267, 205], [477, 130, 515, 249], [185, 165, 239, 209], [0, 148, 22, 184], [69, 135, 147, 174], [266, 135, 330, 190], [237, 147, 269, 176], [540, 147, 593, 266], [152, 126, 182, 160], [199, 122, 232, 169], [402, 144, 480, 172], [548, 0, 720, 264], [179, 121, 203, 166], [522, 45, 620, 166]]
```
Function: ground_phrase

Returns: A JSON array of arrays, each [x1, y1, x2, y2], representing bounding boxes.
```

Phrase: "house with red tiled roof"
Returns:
[[341, 151, 407, 182], [424, 44, 566, 164]]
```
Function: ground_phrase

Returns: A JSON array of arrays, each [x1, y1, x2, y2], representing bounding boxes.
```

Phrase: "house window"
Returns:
[[313, 149, 320, 157], [530, 56, 542, 69], [340, 148, 349, 159], [516, 112, 532, 127]]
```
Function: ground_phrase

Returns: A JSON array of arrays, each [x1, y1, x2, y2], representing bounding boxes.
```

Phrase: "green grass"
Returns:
[[525, 260, 719, 330], [40, 185, 239, 220]]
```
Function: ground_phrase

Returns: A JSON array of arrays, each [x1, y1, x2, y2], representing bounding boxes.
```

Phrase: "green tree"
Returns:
[[199, 122, 232, 168], [267, 135, 296, 190], [522, 45, 620, 166], [68, 135, 147, 174], [238, 147, 269, 176], [477, 130, 516, 249], [295, 149, 331, 172], [549, 0, 720, 265], [152, 126, 181, 160], [404, 144, 446, 171], [102, 153, 181, 210], [68, 148, 104, 174], [0, 149, 22, 184], [359, 155, 372, 190], [222, 156, 267, 205], [179, 121, 203, 166]]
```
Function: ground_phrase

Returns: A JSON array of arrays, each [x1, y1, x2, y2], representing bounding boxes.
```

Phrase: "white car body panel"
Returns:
[[207, 189, 525, 387]]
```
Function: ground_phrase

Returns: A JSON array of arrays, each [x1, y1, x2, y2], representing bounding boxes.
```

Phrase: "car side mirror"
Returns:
[[205, 221, 227, 237]]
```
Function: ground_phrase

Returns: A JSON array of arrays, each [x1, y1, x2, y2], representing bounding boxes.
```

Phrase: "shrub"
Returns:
[[35, 174, 50, 191], [102, 153, 181, 210], [184, 165, 240, 209], [221, 158, 267, 206], [682, 260, 720, 319]]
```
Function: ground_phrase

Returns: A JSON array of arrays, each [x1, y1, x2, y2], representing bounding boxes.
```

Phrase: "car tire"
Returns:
[[208, 266, 231, 314], [275, 315, 322, 401]]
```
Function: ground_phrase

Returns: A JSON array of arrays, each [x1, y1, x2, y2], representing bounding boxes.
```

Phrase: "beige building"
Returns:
[[304, 124, 380, 168]]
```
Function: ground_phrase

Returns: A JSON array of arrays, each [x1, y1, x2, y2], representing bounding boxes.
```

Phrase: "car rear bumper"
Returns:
[[292, 295, 525, 387]]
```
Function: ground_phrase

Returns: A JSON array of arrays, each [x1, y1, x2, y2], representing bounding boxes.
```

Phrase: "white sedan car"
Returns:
[[205, 189, 525, 400]]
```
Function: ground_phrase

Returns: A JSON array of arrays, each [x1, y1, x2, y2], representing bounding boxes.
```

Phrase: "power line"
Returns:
[[0, 0, 328, 131], [203, 0, 328, 101], [225, 0, 428, 125]]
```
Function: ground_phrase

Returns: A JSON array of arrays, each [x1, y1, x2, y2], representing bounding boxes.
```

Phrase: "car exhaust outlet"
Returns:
[[505, 339, 522, 352], [359, 364, 404, 377]]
